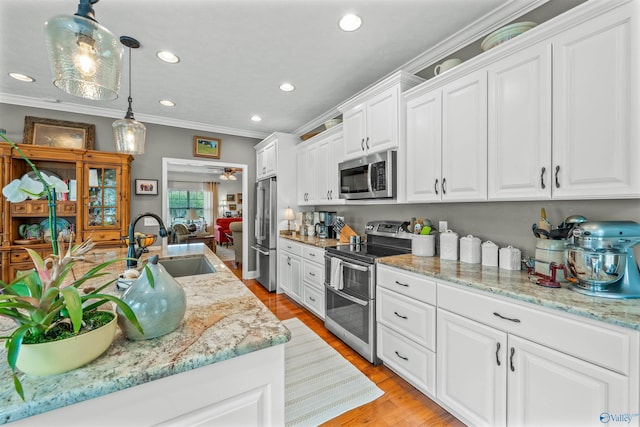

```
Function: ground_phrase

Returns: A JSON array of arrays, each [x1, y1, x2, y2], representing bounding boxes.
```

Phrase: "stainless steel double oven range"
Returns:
[[324, 221, 411, 364]]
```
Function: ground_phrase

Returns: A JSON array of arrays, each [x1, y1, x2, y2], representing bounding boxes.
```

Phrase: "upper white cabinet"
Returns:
[[487, 43, 552, 200], [256, 139, 276, 180], [551, 1, 640, 199], [339, 71, 423, 161], [296, 125, 344, 206], [405, 70, 487, 203]]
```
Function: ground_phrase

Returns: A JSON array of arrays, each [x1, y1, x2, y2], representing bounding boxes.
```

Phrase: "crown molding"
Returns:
[[0, 93, 268, 140]]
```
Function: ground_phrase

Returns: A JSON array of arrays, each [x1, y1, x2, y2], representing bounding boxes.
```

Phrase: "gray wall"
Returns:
[[1, 103, 260, 268], [314, 199, 640, 259]]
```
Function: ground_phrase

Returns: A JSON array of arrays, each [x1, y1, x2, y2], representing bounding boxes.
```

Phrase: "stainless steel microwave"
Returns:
[[338, 150, 396, 200]]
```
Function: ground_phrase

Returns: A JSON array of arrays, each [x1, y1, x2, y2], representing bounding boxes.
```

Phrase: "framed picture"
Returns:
[[237, 193, 243, 204], [193, 136, 221, 159], [135, 179, 158, 195], [229, 204, 237, 211], [226, 193, 235, 202], [23, 116, 95, 149]]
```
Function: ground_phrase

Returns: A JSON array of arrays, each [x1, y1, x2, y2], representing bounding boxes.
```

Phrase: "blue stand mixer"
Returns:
[[566, 221, 640, 299]]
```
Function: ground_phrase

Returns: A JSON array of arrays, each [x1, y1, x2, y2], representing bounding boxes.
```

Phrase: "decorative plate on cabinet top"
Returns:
[[39, 217, 71, 233], [481, 21, 538, 51], [14, 238, 43, 245]]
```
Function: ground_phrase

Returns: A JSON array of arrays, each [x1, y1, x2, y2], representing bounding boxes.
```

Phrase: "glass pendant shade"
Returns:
[[44, 14, 122, 101], [113, 117, 146, 155]]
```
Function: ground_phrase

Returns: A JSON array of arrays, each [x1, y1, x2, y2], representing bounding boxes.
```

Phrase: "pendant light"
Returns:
[[44, 0, 122, 101], [113, 36, 146, 155]]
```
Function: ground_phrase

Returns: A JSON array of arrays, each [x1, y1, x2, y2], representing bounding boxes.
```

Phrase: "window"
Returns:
[[168, 190, 204, 222]]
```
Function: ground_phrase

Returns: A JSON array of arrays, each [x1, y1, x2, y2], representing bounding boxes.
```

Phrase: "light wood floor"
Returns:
[[224, 262, 465, 427]]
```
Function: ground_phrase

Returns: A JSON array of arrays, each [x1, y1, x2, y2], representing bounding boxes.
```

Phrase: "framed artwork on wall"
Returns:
[[135, 179, 158, 195], [226, 193, 235, 202], [237, 193, 243, 203], [193, 136, 221, 159], [23, 116, 95, 149], [229, 204, 237, 211]]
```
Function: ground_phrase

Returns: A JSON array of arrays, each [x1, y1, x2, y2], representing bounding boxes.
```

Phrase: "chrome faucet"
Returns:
[[127, 212, 168, 267]]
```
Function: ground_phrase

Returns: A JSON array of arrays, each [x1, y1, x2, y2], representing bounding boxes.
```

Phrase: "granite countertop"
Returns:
[[279, 232, 340, 248], [378, 254, 640, 331], [0, 244, 290, 424]]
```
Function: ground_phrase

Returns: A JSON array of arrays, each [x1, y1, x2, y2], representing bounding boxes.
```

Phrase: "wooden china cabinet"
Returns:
[[0, 143, 132, 283]]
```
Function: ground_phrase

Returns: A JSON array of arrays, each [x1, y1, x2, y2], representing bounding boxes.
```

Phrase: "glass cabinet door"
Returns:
[[86, 166, 120, 228]]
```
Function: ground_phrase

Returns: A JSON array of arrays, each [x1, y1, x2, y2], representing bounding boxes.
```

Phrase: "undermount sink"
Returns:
[[158, 255, 217, 277]]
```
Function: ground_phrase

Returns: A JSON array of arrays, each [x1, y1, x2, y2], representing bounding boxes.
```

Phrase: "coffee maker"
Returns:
[[566, 221, 640, 298], [315, 211, 337, 239]]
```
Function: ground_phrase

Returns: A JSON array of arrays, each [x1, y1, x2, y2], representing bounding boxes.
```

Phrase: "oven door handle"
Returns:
[[325, 285, 369, 307], [342, 260, 369, 272]]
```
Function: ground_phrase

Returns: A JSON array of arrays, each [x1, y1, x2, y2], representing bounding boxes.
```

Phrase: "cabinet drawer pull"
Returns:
[[493, 312, 521, 323], [309, 253, 315, 257], [510, 347, 515, 372], [309, 296, 316, 302], [361, 138, 365, 151], [496, 342, 501, 366], [434, 179, 439, 195], [442, 177, 447, 195], [394, 280, 409, 287], [554, 165, 560, 188], [365, 137, 370, 149], [394, 311, 408, 320], [394, 351, 409, 361], [309, 272, 316, 277], [540, 167, 546, 189], [287, 256, 291, 266]]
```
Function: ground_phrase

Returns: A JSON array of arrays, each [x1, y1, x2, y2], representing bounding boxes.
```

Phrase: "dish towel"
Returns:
[[330, 257, 343, 290]]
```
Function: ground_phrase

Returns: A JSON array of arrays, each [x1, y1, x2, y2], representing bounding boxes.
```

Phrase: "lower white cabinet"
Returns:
[[302, 245, 325, 319], [277, 238, 302, 303], [437, 282, 638, 427]]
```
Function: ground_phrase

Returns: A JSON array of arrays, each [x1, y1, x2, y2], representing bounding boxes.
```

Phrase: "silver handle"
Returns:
[[540, 167, 546, 189], [326, 285, 368, 306], [394, 311, 408, 320], [493, 312, 521, 323], [367, 163, 374, 193], [342, 260, 369, 272], [251, 245, 269, 256]]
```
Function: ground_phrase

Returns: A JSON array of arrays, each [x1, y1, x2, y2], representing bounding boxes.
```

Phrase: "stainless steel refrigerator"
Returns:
[[251, 177, 277, 291]]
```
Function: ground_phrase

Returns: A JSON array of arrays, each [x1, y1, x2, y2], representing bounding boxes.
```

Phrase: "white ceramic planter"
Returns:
[[16, 312, 117, 376]]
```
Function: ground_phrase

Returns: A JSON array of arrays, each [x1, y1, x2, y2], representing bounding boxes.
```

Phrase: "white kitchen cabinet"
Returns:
[[437, 308, 507, 427], [487, 43, 552, 200], [441, 69, 488, 201], [552, 1, 640, 199], [301, 245, 325, 319], [437, 281, 638, 427], [256, 139, 276, 180], [316, 125, 344, 204], [339, 71, 423, 161], [277, 238, 302, 302], [404, 70, 487, 203], [405, 89, 442, 202], [296, 142, 318, 205], [376, 265, 437, 397]]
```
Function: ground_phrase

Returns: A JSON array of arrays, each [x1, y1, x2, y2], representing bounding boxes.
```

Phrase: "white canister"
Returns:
[[460, 235, 481, 264], [481, 241, 499, 267], [499, 246, 522, 270], [412, 234, 436, 257], [439, 230, 459, 261]]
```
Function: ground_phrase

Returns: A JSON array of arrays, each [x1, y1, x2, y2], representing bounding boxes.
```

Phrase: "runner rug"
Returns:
[[283, 318, 384, 426]]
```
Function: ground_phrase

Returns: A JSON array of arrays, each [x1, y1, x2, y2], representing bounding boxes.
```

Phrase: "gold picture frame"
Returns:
[[23, 116, 95, 150], [193, 136, 221, 159], [237, 193, 243, 204], [226, 193, 235, 202], [229, 204, 237, 211]]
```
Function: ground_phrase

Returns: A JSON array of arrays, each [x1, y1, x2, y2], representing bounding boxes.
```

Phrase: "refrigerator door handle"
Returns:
[[251, 245, 270, 256]]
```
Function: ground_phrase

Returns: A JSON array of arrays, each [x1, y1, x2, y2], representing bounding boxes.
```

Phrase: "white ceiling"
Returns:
[[0, 0, 548, 140]]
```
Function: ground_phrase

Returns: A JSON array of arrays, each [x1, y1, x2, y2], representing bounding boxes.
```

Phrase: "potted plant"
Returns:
[[0, 133, 144, 400]]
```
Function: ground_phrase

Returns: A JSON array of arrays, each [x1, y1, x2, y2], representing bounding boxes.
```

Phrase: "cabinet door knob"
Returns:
[[554, 165, 560, 188], [540, 167, 546, 189]]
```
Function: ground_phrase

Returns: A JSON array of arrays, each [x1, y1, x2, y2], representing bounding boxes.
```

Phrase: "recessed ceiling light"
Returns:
[[159, 99, 176, 107], [339, 14, 362, 32], [9, 72, 35, 82], [251, 115, 262, 122], [279, 82, 295, 92], [157, 51, 180, 64]]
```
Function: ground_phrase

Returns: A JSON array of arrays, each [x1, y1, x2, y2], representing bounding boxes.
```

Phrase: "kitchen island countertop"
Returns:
[[279, 232, 339, 248], [0, 244, 290, 424], [378, 254, 640, 331]]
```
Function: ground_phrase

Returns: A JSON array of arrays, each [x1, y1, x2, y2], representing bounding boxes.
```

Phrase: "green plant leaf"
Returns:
[[13, 372, 24, 401], [143, 264, 155, 289], [60, 287, 82, 333]]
